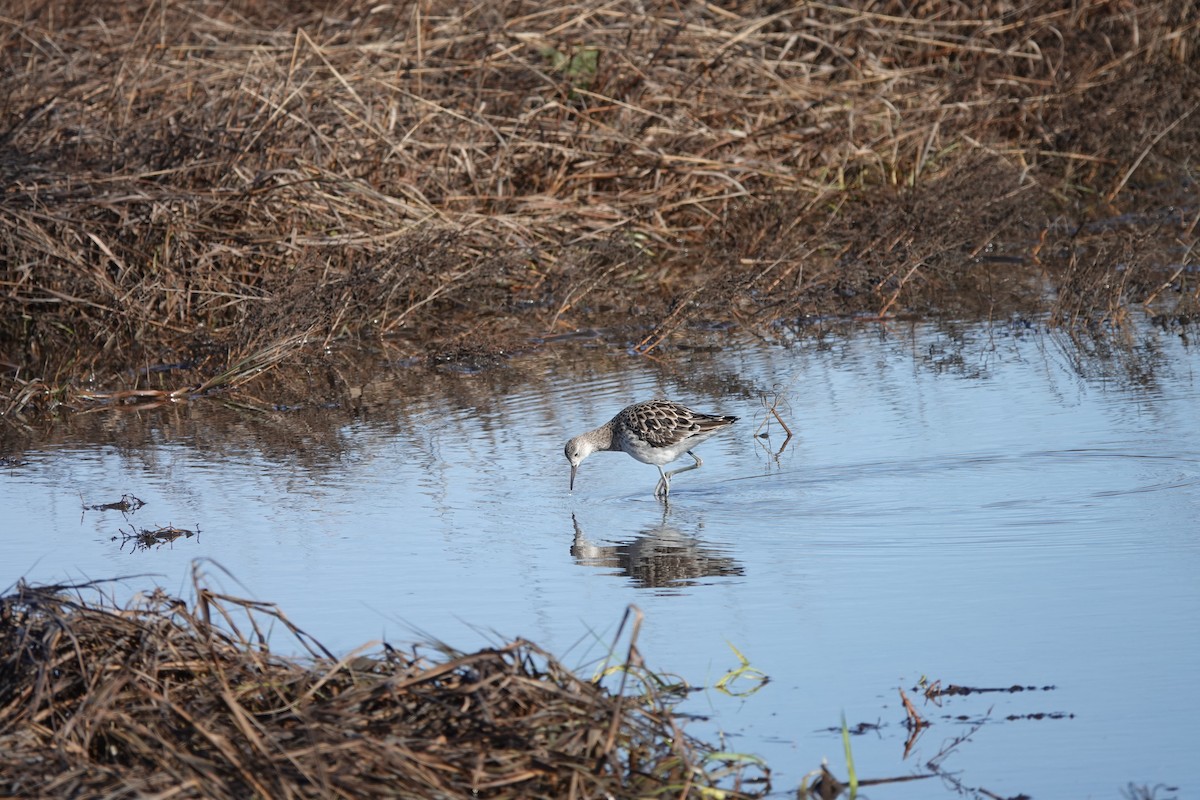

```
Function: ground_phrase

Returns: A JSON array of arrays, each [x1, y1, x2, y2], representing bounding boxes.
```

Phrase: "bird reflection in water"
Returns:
[[570, 513, 743, 590]]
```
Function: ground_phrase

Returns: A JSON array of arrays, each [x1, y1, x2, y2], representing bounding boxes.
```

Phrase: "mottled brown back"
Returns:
[[614, 401, 737, 449]]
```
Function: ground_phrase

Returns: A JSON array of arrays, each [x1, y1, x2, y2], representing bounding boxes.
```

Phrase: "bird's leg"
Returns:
[[654, 466, 669, 498], [663, 450, 703, 483]]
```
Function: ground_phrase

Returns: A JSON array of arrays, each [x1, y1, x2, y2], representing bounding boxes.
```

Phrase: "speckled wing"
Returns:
[[619, 401, 737, 448]]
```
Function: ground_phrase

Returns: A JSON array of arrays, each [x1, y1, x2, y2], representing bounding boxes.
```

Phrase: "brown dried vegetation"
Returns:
[[0, 577, 765, 798], [2, 0, 1198, 409]]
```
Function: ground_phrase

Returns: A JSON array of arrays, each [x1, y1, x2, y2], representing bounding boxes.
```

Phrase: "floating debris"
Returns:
[[116, 523, 199, 552], [83, 493, 146, 513]]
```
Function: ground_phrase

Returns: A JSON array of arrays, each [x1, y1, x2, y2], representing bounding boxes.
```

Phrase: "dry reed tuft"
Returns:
[[0, 573, 767, 798], [2, 0, 1198, 409]]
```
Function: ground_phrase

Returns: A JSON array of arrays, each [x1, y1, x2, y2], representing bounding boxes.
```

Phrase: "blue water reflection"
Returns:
[[1, 316, 1197, 797]]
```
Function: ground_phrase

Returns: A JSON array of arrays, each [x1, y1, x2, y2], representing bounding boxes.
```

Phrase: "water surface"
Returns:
[[3, 318, 1198, 798]]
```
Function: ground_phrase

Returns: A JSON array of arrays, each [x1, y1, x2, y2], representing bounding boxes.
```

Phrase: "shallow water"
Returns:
[[3, 317, 1199, 798]]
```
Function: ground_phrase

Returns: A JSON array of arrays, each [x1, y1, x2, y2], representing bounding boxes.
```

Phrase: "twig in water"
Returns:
[[755, 390, 794, 439], [899, 686, 927, 729]]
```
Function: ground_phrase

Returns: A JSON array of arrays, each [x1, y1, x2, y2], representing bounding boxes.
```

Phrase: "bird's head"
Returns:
[[564, 435, 594, 490]]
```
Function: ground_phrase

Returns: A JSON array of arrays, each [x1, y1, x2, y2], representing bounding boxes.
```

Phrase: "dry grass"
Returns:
[[2, 0, 1198, 409], [0, 572, 767, 798]]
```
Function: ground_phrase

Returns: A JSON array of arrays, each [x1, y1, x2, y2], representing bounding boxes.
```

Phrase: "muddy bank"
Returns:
[[2, 0, 1198, 411]]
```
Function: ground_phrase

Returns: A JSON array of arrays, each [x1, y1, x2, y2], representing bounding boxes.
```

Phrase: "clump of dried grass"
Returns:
[[1, 0, 1197, 408], [0, 574, 766, 799]]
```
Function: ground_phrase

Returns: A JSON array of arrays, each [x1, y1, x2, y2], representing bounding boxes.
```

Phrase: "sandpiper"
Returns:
[[564, 400, 737, 498]]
